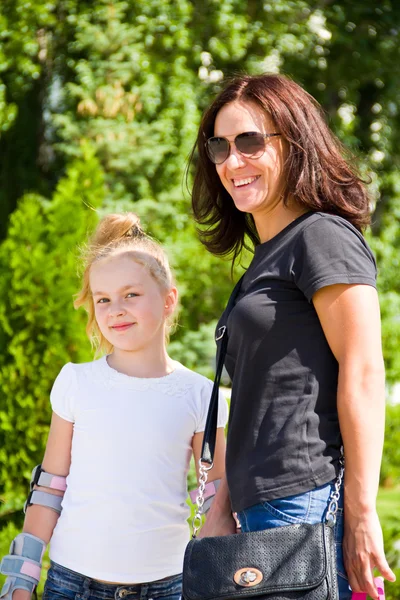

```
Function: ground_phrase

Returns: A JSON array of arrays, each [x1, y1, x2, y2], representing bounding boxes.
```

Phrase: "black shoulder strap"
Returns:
[[200, 275, 244, 464]]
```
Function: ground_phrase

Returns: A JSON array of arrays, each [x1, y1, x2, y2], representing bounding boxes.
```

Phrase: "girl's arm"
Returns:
[[12, 412, 73, 600], [191, 427, 226, 483], [191, 427, 237, 537], [313, 283, 395, 600]]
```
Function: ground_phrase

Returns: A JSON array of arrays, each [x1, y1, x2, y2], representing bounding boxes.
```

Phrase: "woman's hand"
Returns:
[[198, 509, 237, 538], [193, 473, 237, 538], [343, 508, 395, 599]]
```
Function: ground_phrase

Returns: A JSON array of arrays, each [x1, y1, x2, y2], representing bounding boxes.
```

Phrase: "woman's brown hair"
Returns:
[[190, 73, 371, 262]]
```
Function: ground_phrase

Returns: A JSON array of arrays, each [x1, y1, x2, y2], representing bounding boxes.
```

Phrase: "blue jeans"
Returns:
[[236, 480, 352, 600], [43, 561, 182, 600]]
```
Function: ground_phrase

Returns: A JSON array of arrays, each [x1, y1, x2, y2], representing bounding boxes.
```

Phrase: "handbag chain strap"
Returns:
[[325, 456, 345, 526], [192, 458, 345, 537], [192, 462, 213, 536]]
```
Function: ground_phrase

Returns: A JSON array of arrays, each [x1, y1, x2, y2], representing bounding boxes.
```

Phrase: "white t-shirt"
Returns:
[[49, 356, 228, 583]]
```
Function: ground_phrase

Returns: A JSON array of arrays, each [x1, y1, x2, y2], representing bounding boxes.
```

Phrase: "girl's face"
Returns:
[[213, 100, 287, 223], [90, 254, 177, 355]]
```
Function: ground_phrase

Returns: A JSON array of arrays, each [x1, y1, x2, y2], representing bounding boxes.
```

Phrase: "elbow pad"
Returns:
[[24, 464, 67, 514]]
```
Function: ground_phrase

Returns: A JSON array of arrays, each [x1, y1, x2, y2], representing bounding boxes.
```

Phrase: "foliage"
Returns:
[[377, 487, 400, 530], [0, 0, 58, 233], [0, 142, 104, 507], [169, 320, 218, 380], [381, 524, 400, 600], [367, 182, 400, 382], [380, 404, 400, 486]]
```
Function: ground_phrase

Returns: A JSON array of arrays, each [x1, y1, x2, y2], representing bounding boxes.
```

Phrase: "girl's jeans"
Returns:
[[43, 561, 182, 600], [236, 480, 352, 600]]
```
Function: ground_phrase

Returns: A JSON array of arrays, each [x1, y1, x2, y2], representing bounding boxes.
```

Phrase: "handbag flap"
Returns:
[[183, 523, 330, 600]]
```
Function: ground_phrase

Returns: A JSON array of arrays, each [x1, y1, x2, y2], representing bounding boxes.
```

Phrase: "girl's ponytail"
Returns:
[[91, 213, 145, 247]]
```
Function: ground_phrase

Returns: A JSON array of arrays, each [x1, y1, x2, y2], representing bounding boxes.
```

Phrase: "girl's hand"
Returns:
[[343, 509, 396, 600]]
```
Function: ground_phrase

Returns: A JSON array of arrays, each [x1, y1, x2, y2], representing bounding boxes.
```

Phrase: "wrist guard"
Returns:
[[0, 533, 46, 600]]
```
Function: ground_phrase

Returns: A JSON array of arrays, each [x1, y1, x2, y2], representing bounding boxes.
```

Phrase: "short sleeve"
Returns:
[[50, 363, 77, 422], [292, 215, 377, 302], [195, 382, 229, 433]]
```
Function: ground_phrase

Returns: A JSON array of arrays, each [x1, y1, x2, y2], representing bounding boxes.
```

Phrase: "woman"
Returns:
[[189, 74, 395, 600]]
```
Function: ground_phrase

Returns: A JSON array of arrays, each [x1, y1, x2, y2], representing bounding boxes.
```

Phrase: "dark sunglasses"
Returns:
[[205, 131, 281, 164]]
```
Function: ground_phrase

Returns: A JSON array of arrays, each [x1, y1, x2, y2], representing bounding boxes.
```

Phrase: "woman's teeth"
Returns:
[[233, 176, 260, 187]]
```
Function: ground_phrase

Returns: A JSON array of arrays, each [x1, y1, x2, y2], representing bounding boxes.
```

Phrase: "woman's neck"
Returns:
[[254, 201, 308, 243]]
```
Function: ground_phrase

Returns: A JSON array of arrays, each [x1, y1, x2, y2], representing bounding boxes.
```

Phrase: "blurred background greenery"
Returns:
[[1, 0, 400, 596]]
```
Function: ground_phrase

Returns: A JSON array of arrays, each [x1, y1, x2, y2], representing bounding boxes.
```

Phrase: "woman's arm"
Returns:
[[12, 412, 73, 600], [313, 283, 395, 599], [191, 428, 236, 537]]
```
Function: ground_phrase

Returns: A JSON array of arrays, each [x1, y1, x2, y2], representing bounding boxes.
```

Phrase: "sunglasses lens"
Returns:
[[206, 137, 229, 164], [236, 132, 265, 157]]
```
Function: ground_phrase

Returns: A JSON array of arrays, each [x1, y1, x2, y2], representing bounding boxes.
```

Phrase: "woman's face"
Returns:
[[213, 100, 287, 221]]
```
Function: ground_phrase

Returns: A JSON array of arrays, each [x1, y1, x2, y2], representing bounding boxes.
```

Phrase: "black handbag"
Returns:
[[182, 277, 343, 600]]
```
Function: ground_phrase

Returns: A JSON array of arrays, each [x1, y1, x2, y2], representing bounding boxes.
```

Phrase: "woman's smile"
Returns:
[[231, 175, 261, 188]]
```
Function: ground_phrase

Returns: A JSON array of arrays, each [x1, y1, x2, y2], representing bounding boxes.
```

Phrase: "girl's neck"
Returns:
[[106, 348, 176, 379]]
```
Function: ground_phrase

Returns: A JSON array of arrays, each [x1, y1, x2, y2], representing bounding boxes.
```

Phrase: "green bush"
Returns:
[[0, 142, 104, 511], [169, 320, 219, 380]]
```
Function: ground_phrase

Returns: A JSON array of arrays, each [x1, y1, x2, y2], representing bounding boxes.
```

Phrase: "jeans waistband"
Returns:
[[47, 561, 182, 600]]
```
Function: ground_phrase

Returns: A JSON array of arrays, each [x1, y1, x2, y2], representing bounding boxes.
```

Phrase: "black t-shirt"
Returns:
[[218, 212, 377, 512]]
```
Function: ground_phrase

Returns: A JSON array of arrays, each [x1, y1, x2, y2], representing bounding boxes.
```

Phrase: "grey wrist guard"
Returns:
[[0, 533, 46, 600]]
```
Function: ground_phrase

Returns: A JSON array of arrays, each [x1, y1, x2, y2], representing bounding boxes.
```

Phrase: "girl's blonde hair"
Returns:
[[75, 212, 175, 353]]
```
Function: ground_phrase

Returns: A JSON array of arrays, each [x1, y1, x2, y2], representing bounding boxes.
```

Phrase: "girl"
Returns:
[[1, 213, 227, 600]]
